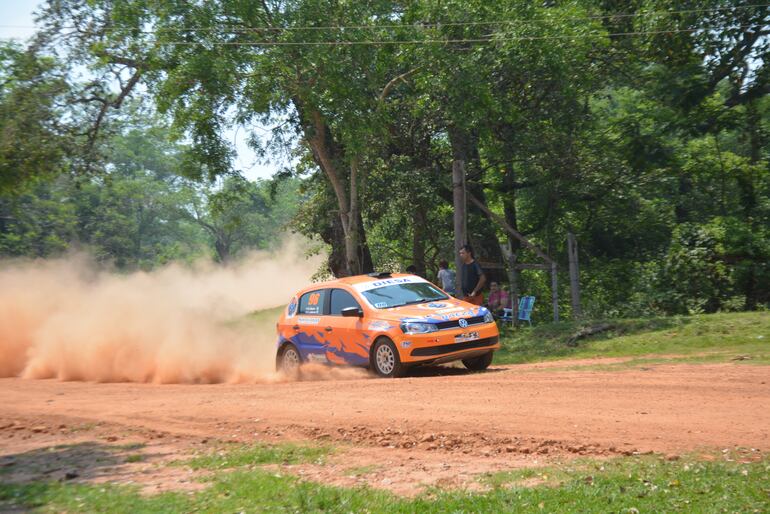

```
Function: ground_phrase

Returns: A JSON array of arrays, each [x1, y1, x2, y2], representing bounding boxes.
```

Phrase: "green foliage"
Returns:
[[0, 42, 73, 194], [192, 175, 302, 262], [0, 107, 301, 268], [3, 1, 770, 312]]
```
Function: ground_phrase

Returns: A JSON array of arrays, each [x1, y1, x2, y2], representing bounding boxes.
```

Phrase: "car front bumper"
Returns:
[[397, 323, 500, 365]]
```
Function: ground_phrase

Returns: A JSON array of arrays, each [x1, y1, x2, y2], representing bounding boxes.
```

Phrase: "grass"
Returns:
[[221, 305, 285, 332], [495, 311, 769, 365], [239, 307, 769, 368], [180, 442, 332, 471], [2, 446, 768, 513], [343, 464, 381, 477]]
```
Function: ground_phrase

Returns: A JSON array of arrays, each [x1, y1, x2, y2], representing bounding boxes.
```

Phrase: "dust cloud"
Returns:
[[0, 241, 348, 384]]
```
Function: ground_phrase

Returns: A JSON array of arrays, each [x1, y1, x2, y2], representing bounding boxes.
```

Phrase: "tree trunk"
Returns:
[[551, 261, 560, 322], [452, 159, 466, 293], [500, 241, 519, 320], [324, 215, 347, 277], [214, 234, 230, 263], [502, 162, 521, 320], [345, 157, 361, 276], [412, 206, 427, 277], [567, 232, 582, 318], [675, 173, 692, 223], [298, 101, 370, 277], [742, 101, 761, 309], [449, 126, 504, 282]]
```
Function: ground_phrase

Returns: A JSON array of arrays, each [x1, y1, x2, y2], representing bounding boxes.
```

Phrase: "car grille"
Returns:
[[410, 336, 499, 357], [434, 315, 486, 330]]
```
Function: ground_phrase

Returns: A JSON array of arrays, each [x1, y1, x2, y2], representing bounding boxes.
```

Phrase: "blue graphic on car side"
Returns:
[[290, 331, 369, 366]]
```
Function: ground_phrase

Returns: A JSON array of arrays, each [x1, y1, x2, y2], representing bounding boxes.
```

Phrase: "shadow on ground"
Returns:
[[0, 441, 160, 512], [405, 365, 504, 378], [0, 441, 153, 485]]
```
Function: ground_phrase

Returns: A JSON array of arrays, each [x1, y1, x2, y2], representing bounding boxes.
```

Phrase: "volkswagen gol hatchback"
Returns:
[[275, 273, 500, 377]]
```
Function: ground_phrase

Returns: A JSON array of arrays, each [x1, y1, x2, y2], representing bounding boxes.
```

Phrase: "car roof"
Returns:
[[297, 273, 420, 294]]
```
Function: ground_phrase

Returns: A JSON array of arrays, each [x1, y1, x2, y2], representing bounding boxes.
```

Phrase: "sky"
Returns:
[[0, 1, 280, 181]]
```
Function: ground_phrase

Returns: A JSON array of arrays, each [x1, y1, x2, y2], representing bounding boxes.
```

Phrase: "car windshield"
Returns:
[[361, 282, 448, 309]]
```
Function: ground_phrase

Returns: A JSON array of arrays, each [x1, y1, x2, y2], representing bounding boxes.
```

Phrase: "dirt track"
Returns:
[[2, 360, 769, 494]]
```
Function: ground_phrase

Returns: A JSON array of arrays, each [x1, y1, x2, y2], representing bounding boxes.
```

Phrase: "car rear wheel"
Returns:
[[371, 338, 405, 378], [462, 351, 494, 371], [277, 343, 301, 373]]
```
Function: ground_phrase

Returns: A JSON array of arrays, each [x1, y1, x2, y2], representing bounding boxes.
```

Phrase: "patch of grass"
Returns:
[[246, 305, 285, 323], [2, 454, 768, 513], [0, 482, 187, 513], [182, 442, 332, 471], [343, 464, 380, 477], [481, 462, 583, 489], [66, 422, 98, 433], [124, 454, 144, 463], [115, 442, 146, 451], [222, 306, 285, 331], [496, 311, 769, 365]]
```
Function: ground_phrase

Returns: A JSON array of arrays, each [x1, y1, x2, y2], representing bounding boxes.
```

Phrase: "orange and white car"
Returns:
[[275, 272, 500, 377]]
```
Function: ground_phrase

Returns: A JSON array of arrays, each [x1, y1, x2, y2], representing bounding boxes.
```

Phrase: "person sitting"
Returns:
[[487, 281, 511, 316]]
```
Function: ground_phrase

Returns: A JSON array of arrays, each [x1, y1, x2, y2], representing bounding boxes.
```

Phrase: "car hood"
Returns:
[[369, 298, 488, 323]]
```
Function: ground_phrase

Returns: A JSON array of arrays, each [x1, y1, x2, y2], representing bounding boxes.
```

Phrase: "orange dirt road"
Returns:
[[2, 362, 769, 456]]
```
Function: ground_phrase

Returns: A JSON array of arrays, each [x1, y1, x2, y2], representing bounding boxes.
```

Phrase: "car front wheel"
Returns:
[[462, 351, 493, 371], [371, 338, 405, 378]]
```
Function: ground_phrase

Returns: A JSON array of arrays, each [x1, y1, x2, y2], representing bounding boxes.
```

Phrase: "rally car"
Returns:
[[275, 272, 500, 378]]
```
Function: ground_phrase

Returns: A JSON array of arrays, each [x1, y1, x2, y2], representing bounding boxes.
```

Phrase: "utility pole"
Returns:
[[453, 160, 466, 294]]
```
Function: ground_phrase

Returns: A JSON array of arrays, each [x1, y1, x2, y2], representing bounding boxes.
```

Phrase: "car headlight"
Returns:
[[483, 311, 494, 323], [400, 322, 438, 334]]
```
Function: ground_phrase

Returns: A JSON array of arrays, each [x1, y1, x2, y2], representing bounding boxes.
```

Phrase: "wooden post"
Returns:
[[551, 261, 559, 322], [452, 160, 466, 294], [567, 232, 582, 319]]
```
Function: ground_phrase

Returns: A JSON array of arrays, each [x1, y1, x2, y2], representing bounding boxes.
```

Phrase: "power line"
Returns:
[[160, 3, 770, 33], [135, 24, 768, 47], [0, 3, 768, 35]]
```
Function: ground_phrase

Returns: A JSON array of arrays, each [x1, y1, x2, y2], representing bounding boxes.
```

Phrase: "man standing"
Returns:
[[459, 244, 486, 305]]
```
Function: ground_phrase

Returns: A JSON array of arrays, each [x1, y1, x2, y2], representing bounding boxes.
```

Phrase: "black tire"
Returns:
[[462, 351, 494, 371], [276, 343, 302, 373], [371, 338, 405, 378]]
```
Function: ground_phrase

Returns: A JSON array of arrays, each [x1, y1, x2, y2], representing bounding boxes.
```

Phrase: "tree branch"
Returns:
[[378, 67, 420, 103]]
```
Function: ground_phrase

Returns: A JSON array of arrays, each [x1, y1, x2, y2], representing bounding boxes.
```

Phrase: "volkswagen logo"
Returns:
[[458, 318, 468, 328]]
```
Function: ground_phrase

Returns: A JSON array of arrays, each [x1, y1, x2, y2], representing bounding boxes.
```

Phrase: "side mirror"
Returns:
[[341, 307, 363, 317]]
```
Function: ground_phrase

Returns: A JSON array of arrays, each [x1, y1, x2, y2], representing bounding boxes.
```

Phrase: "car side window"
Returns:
[[329, 288, 361, 315], [298, 289, 327, 315]]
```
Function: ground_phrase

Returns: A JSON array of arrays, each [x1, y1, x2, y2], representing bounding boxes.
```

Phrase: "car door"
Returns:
[[325, 288, 369, 366], [292, 288, 330, 363]]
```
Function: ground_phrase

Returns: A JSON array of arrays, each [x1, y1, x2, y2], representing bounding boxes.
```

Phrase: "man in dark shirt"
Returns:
[[459, 244, 486, 305]]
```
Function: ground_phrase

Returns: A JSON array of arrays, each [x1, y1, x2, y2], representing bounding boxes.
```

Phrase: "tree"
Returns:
[[0, 42, 73, 194], [188, 175, 301, 263]]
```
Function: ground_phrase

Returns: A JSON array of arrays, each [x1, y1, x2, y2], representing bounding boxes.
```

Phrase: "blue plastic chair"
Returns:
[[498, 308, 514, 327], [518, 296, 536, 325]]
